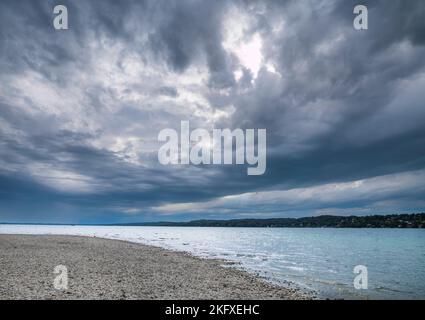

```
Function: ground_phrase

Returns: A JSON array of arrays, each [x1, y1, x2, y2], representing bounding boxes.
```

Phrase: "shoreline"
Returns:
[[0, 234, 310, 300]]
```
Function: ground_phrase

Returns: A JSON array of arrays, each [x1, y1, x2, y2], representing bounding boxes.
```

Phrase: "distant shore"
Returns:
[[2, 213, 423, 229], [0, 235, 308, 300], [111, 213, 425, 228]]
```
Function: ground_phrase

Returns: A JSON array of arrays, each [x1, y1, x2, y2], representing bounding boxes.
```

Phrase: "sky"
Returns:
[[0, 0, 425, 224]]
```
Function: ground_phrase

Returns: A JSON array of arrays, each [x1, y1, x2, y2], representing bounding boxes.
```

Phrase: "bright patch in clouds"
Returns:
[[223, 9, 264, 78], [232, 33, 263, 78], [28, 165, 96, 194], [151, 170, 425, 216]]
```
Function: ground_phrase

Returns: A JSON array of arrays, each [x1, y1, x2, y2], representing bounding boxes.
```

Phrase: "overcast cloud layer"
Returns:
[[1, 0, 424, 223]]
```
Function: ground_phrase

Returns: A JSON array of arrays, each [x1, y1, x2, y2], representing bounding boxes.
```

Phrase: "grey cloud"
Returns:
[[0, 0, 424, 223], [157, 86, 179, 97]]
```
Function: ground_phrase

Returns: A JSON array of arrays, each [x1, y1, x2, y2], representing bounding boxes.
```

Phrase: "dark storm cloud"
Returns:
[[223, 0, 425, 185], [0, 0, 424, 223], [148, 0, 235, 88]]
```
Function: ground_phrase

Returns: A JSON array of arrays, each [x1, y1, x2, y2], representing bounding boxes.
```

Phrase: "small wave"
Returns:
[[375, 286, 407, 293], [236, 253, 257, 258], [286, 266, 305, 272]]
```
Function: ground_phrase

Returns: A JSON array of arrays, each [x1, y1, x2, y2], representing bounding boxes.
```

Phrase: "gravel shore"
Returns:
[[0, 235, 308, 300]]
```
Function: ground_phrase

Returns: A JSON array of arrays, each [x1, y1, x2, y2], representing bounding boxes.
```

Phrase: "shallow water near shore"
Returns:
[[1, 225, 424, 299]]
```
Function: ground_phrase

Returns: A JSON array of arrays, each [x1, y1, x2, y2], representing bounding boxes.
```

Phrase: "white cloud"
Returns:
[[151, 170, 425, 215], [27, 164, 97, 194]]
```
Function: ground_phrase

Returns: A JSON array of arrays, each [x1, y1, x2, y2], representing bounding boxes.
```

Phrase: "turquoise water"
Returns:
[[1, 225, 424, 299]]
